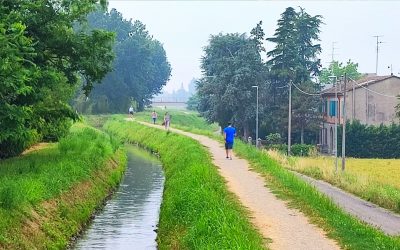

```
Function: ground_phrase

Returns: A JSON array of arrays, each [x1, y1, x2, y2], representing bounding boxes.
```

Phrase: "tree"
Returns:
[[319, 60, 362, 85], [187, 94, 200, 111], [266, 7, 323, 144], [198, 22, 267, 138], [0, 1, 115, 158], [73, 9, 171, 113]]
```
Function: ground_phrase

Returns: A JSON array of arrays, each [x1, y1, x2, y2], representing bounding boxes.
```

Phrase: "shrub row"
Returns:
[[265, 143, 316, 156], [338, 121, 400, 158]]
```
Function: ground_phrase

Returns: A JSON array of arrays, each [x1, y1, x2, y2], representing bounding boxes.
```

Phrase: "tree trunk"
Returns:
[[300, 124, 304, 144], [243, 124, 249, 140]]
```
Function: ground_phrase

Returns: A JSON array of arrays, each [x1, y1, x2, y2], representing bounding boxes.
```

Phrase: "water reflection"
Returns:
[[73, 145, 164, 250]]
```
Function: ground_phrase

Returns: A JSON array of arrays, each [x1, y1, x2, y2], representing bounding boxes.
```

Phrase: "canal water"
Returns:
[[73, 145, 164, 249]]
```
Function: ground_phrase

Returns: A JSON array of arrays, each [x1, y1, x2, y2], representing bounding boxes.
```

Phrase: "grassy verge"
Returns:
[[104, 118, 266, 249], [0, 123, 126, 249], [234, 142, 400, 249], [134, 108, 220, 137], [268, 151, 400, 214]]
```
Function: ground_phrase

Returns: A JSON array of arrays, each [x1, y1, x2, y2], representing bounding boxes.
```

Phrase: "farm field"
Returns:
[[268, 151, 400, 213]]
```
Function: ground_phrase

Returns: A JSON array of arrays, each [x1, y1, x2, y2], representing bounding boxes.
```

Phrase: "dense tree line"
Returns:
[[73, 8, 171, 113], [197, 7, 323, 143], [0, 0, 114, 158]]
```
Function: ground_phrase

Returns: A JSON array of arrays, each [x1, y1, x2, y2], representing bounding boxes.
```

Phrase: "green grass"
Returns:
[[104, 118, 266, 249], [134, 108, 220, 137], [0, 123, 126, 249], [132, 109, 400, 249]]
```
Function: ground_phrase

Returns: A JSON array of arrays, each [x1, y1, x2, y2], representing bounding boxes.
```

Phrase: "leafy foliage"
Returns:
[[338, 121, 400, 158], [186, 93, 200, 111], [73, 9, 171, 114], [197, 22, 266, 137], [0, 1, 115, 158], [319, 60, 362, 85], [266, 7, 323, 143]]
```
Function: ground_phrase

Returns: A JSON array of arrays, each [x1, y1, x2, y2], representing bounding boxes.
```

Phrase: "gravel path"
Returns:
[[292, 171, 400, 236], [138, 121, 340, 250]]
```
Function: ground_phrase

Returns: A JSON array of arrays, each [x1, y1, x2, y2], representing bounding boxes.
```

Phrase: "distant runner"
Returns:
[[223, 122, 236, 160], [151, 110, 158, 124], [164, 112, 171, 130], [128, 106, 134, 118]]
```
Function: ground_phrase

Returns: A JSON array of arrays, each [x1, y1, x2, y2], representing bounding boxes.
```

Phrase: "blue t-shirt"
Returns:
[[224, 126, 236, 143]]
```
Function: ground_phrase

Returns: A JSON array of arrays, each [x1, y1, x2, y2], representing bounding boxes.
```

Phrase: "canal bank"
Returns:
[[0, 125, 127, 249]]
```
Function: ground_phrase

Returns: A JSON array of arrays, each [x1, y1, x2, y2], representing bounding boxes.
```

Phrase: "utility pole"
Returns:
[[373, 35, 383, 75], [288, 81, 292, 156], [342, 74, 347, 172], [252, 85, 259, 148], [334, 78, 338, 172]]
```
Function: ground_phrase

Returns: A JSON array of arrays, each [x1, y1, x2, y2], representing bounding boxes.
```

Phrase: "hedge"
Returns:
[[338, 121, 400, 158]]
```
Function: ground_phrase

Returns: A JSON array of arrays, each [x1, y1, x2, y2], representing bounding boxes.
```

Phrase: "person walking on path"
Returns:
[[151, 110, 158, 124], [223, 122, 236, 160], [128, 106, 134, 118], [163, 112, 171, 130]]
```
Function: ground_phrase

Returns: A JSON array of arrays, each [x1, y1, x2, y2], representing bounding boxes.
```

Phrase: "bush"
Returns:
[[265, 133, 282, 144], [0, 129, 40, 159], [266, 143, 316, 156], [338, 121, 400, 158], [291, 144, 316, 157]]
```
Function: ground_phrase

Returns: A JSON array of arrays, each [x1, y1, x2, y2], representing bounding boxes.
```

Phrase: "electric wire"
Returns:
[[348, 77, 398, 98], [291, 82, 323, 96]]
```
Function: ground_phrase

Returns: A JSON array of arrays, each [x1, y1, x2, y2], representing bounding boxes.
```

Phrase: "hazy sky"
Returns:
[[109, 1, 400, 93]]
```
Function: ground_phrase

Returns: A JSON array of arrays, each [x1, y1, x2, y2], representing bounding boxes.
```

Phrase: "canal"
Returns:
[[73, 145, 164, 249]]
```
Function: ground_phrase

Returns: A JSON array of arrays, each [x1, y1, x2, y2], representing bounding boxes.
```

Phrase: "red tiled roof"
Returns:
[[321, 75, 399, 95]]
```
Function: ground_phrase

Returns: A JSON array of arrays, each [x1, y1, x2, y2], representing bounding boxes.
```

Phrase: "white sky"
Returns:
[[109, 1, 400, 93]]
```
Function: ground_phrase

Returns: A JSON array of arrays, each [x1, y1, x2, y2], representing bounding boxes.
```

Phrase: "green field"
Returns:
[[0, 124, 126, 249], [104, 117, 266, 249], [268, 151, 400, 214]]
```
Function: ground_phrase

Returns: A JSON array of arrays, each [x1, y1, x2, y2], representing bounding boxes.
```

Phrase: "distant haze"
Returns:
[[109, 1, 400, 93]]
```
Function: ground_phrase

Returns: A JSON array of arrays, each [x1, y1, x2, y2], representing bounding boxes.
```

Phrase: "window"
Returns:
[[322, 99, 328, 114], [329, 100, 337, 117]]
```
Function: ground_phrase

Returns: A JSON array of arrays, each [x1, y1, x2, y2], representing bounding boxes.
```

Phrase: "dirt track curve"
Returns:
[[135, 120, 340, 250]]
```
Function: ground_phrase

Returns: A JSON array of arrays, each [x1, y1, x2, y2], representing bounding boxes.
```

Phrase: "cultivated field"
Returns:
[[268, 151, 400, 214]]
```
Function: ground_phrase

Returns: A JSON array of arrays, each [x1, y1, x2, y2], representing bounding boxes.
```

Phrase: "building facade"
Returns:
[[319, 75, 400, 154]]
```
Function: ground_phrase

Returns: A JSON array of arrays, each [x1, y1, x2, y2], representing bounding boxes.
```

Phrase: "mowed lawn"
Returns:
[[269, 151, 400, 213]]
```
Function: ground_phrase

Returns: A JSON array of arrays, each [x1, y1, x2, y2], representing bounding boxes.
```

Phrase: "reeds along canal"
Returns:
[[73, 145, 165, 249]]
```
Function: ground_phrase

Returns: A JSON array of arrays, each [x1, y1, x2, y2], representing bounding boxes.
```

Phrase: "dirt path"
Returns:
[[293, 172, 400, 236], [22, 143, 51, 155], [137, 121, 340, 250]]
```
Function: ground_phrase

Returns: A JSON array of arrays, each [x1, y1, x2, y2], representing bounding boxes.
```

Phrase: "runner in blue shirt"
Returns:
[[223, 122, 236, 160]]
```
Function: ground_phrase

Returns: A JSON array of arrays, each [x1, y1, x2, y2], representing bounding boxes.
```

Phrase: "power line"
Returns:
[[358, 84, 398, 98], [291, 82, 323, 96], [348, 77, 398, 98]]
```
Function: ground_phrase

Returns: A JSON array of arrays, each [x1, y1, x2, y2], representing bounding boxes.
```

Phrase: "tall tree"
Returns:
[[266, 7, 323, 143], [198, 22, 267, 138], [73, 9, 171, 113], [319, 60, 362, 85], [0, 1, 114, 158]]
